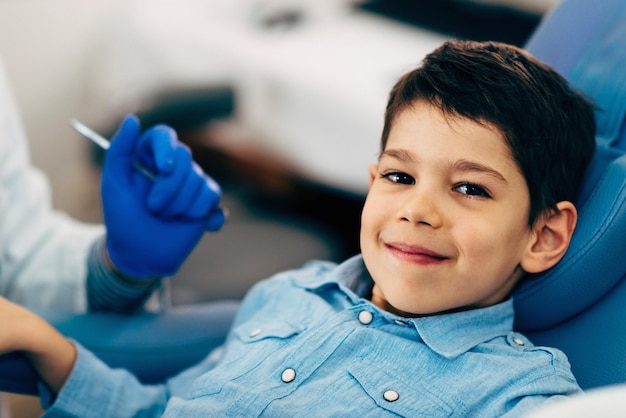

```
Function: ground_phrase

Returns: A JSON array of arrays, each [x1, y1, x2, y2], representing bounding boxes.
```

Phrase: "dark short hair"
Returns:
[[381, 39, 596, 225]]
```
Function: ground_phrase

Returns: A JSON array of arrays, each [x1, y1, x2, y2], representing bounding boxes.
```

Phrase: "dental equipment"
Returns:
[[70, 119, 157, 181]]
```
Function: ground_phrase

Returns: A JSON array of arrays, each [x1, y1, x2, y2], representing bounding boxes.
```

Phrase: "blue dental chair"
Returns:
[[1, 0, 625, 396], [513, 0, 626, 391]]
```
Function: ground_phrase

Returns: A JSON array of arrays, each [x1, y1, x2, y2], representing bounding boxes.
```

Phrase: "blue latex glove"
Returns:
[[102, 115, 226, 279]]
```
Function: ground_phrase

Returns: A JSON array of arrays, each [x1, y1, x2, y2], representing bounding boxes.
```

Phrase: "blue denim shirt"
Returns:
[[42, 255, 581, 417]]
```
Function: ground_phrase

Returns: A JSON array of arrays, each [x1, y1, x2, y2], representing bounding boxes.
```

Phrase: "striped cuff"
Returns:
[[86, 236, 161, 313]]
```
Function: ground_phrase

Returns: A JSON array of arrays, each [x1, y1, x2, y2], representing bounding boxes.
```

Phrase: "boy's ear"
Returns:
[[520, 201, 578, 274]]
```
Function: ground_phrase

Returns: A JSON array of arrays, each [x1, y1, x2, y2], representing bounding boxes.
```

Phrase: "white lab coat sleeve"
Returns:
[[0, 57, 104, 312]]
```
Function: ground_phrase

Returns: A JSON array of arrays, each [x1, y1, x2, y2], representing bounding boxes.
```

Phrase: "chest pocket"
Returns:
[[230, 316, 305, 365], [347, 361, 454, 417], [235, 317, 304, 342]]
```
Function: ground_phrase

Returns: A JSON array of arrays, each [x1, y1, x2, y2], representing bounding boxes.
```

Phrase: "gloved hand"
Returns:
[[102, 115, 226, 279]]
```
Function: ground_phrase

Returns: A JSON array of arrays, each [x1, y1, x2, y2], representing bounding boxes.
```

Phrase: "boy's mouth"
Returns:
[[385, 242, 450, 264]]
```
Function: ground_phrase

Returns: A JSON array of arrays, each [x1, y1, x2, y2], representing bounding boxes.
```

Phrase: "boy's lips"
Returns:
[[385, 242, 451, 264]]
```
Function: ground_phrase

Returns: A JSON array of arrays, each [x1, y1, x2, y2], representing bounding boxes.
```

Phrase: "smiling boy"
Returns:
[[0, 40, 596, 417], [364, 103, 539, 316], [364, 40, 594, 318]]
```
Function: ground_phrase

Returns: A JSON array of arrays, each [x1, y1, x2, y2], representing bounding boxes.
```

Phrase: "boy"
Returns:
[[0, 39, 595, 417]]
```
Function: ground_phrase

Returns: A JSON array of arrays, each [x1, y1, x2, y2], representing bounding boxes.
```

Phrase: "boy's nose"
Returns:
[[399, 188, 443, 228]]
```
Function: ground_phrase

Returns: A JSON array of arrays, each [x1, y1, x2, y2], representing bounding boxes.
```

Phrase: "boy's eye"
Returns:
[[455, 183, 491, 198], [382, 171, 415, 185]]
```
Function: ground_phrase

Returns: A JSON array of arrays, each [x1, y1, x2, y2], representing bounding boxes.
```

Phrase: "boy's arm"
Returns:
[[0, 297, 75, 393], [1, 297, 178, 417]]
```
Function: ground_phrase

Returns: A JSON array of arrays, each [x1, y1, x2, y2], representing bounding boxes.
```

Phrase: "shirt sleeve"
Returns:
[[86, 235, 160, 313], [39, 342, 171, 418], [498, 347, 583, 417]]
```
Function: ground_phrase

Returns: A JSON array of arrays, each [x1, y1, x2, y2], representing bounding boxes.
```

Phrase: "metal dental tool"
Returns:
[[70, 119, 228, 222], [70, 119, 157, 181]]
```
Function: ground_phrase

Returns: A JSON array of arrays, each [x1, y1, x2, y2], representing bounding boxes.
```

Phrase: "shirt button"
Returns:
[[249, 328, 262, 337], [281, 368, 296, 383], [513, 337, 525, 346], [358, 310, 373, 325], [383, 390, 399, 402]]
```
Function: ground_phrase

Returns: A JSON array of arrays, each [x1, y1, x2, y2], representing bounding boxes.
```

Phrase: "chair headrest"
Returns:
[[514, 151, 626, 331], [526, 0, 626, 150]]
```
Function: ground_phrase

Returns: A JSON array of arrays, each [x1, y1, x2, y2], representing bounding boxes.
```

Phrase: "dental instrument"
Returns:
[[70, 119, 157, 181]]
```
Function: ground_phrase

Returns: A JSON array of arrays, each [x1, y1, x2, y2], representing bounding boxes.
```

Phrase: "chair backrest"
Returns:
[[513, 0, 626, 390]]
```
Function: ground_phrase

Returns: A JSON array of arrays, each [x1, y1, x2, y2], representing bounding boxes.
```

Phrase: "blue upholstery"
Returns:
[[1, 0, 625, 397], [513, 0, 626, 390]]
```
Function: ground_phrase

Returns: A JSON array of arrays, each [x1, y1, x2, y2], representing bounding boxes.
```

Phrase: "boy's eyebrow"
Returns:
[[452, 160, 508, 184], [381, 149, 508, 184], [381, 148, 416, 163]]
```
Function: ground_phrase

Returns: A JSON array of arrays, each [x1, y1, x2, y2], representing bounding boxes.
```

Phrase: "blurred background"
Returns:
[[0, 0, 558, 414]]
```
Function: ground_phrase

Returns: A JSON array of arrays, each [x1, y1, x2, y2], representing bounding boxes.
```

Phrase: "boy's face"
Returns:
[[360, 101, 536, 317]]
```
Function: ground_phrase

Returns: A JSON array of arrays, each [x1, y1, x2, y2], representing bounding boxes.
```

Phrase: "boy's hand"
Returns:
[[0, 296, 51, 354], [0, 297, 76, 394], [102, 115, 226, 279]]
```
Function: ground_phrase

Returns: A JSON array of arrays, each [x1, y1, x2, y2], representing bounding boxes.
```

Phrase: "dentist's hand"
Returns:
[[102, 115, 226, 279]]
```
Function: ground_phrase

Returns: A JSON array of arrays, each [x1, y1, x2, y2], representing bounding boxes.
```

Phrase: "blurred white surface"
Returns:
[[86, 0, 449, 194], [0, 0, 450, 200]]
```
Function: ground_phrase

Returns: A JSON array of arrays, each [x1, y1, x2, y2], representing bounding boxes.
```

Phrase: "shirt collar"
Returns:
[[292, 255, 373, 302], [409, 299, 514, 358], [293, 254, 515, 359]]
